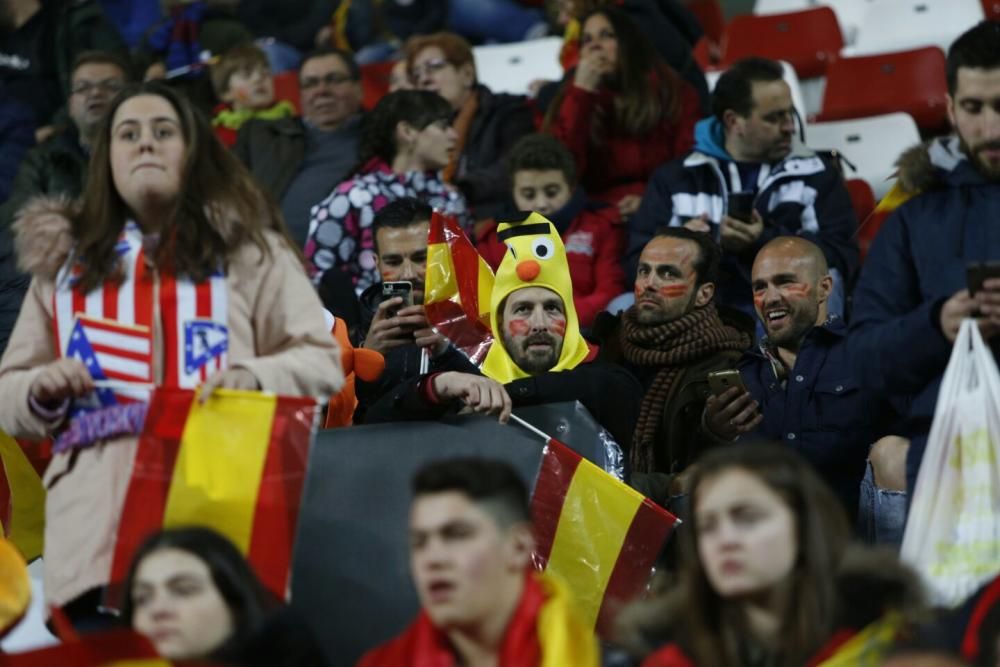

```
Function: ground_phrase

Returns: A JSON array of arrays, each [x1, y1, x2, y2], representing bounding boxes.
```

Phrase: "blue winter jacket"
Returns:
[[850, 136, 1000, 488], [626, 118, 859, 309]]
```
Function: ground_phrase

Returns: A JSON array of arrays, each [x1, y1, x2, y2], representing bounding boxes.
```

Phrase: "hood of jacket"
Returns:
[[894, 135, 992, 195]]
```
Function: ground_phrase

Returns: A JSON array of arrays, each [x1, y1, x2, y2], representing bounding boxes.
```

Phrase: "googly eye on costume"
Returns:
[[531, 238, 555, 260]]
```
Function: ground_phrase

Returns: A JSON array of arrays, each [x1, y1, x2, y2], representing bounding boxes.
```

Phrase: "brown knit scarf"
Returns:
[[622, 303, 752, 474]]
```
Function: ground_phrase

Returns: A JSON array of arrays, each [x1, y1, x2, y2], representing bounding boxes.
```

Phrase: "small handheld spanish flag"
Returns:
[[520, 417, 678, 637], [423, 210, 495, 365], [105, 388, 320, 609]]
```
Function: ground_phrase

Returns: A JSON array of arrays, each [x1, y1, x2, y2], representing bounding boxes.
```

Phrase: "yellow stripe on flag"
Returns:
[[544, 458, 642, 629], [424, 241, 458, 305], [0, 433, 45, 561], [162, 390, 276, 552]]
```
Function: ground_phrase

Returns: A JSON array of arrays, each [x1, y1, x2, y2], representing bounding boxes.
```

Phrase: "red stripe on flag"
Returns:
[[529, 440, 581, 569], [246, 396, 316, 598], [595, 498, 677, 635], [160, 274, 179, 387], [427, 210, 447, 244], [71, 289, 86, 320], [444, 215, 484, 317], [0, 455, 11, 537], [105, 389, 193, 610]]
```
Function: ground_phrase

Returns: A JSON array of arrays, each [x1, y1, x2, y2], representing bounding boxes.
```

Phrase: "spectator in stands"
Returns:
[[406, 32, 536, 222], [706, 237, 901, 522], [315, 0, 449, 66], [235, 47, 363, 248], [366, 212, 643, 453], [0, 0, 126, 135], [358, 457, 598, 666], [628, 57, 858, 315], [591, 228, 752, 505], [477, 133, 624, 328], [544, 6, 700, 220], [1, 51, 129, 230], [554, 0, 708, 113], [0, 81, 341, 626], [97, 0, 162, 49], [209, 44, 295, 148], [617, 443, 924, 666], [236, 0, 336, 55], [123, 527, 325, 665], [852, 21, 1000, 497], [0, 84, 34, 203], [353, 198, 478, 423], [304, 89, 470, 292]]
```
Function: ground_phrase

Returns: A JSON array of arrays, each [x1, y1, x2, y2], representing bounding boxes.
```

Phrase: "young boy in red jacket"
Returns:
[[476, 133, 625, 328]]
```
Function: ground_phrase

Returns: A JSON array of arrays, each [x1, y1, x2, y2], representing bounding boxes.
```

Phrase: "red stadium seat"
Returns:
[[272, 71, 301, 114], [360, 60, 396, 111], [817, 47, 948, 133], [984, 0, 1000, 20], [684, 0, 725, 48], [720, 7, 843, 79]]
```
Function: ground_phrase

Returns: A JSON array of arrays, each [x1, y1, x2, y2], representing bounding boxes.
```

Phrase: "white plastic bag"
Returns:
[[901, 318, 1000, 607]]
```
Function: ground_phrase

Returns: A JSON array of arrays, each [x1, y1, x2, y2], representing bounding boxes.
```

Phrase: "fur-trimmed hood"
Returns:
[[11, 196, 260, 281], [894, 135, 988, 195], [615, 545, 927, 657]]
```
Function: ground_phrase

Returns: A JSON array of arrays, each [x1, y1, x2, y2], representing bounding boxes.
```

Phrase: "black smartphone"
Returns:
[[967, 262, 1000, 296], [727, 191, 756, 223], [382, 281, 413, 317]]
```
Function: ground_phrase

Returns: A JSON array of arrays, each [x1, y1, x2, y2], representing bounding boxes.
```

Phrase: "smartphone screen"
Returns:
[[382, 281, 413, 317]]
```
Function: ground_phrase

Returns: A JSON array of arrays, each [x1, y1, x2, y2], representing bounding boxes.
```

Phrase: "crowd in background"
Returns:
[[3, 0, 1000, 665]]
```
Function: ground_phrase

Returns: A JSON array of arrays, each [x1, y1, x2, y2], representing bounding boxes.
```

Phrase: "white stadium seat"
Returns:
[[847, 0, 984, 56], [473, 37, 564, 96], [806, 112, 921, 199]]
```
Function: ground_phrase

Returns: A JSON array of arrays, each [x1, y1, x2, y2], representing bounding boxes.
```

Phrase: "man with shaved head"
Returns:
[[706, 236, 900, 519]]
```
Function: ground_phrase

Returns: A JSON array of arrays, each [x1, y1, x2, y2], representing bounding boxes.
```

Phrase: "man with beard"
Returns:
[[708, 237, 896, 518], [851, 21, 1000, 498], [234, 47, 363, 248], [625, 57, 858, 315], [592, 227, 753, 504], [358, 458, 598, 666], [365, 212, 642, 452]]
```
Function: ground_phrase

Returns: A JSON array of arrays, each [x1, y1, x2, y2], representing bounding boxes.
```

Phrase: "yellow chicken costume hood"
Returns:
[[481, 213, 592, 383]]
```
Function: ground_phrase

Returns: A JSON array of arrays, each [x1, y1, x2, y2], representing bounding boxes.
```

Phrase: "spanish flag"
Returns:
[[1, 629, 170, 666], [531, 439, 678, 637], [423, 210, 495, 364], [0, 434, 48, 561], [107, 388, 319, 607]]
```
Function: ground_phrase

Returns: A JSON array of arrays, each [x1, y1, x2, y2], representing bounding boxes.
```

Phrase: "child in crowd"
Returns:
[[210, 44, 296, 147], [477, 133, 625, 328]]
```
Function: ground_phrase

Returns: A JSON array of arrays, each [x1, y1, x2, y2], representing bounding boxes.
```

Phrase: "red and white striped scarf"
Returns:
[[52, 222, 228, 417]]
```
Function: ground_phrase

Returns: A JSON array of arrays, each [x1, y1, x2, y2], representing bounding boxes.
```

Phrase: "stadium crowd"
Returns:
[[2, 0, 1000, 665]]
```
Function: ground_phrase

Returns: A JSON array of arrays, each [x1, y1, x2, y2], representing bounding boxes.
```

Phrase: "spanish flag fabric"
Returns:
[[1, 629, 170, 666], [107, 388, 319, 607], [423, 210, 495, 365], [531, 438, 678, 636], [0, 434, 48, 561]]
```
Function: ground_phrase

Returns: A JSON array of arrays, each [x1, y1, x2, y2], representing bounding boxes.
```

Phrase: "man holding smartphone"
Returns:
[[626, 57, 858, 314], [353, 199, 477, 422], [851, 21, 1000, 499], [706, 237, 899, 524]]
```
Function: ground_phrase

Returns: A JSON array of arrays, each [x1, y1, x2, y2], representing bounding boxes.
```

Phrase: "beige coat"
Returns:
[[0, 199, 343, 607]]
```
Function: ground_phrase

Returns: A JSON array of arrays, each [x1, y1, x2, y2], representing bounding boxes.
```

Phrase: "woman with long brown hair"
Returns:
[[617, 443, 924, 666], [544, 6, 701, 218], [0, 81, 341, 628]]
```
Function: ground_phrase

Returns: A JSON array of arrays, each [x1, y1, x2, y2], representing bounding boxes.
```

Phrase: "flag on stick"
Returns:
[[106, 388, 319, 608], [423, 210, 495, 364], [529, 433, 678, 636]]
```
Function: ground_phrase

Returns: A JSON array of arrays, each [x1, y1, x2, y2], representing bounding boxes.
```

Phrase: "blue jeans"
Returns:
[[447, 0, 547, 43], [857, 461, 906, 547]]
